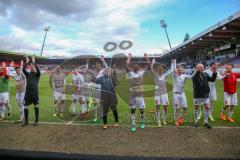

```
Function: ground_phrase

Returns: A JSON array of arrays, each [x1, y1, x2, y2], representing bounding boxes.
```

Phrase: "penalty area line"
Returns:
[[1, 120, 240, 129]]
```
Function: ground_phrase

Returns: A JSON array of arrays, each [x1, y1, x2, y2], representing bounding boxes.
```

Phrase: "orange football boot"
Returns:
[[220, 113, 226, 121], [178, 117, 183, 125], [175, 121, 180, 126], [228, 117, 235, 123]]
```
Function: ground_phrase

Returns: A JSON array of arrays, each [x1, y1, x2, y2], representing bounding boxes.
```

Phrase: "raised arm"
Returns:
[[100, 55, 108, 69], [85, 59, 95, 77], [7, 61, 16, 77], [34, 63, 41, 77], [85, 57, 90, 70], [150, 58, 158, 76], [125, 53, 132, 73], [20, 60, 23, 69], [190, 67, 199, 80], [171, 59, 177, 76], [32, 56, 41, 77], [22, 56, 30, 76], [184, 69, 197, 79], [207, 71, 217, 82], [163, 69, 172, 78], [144, 53, 151, 71]]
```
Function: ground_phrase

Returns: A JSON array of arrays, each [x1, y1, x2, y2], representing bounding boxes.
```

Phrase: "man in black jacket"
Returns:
[[192, 63, 217, 129], [95, 68, 118, 129], [22, 56, 41, 126]]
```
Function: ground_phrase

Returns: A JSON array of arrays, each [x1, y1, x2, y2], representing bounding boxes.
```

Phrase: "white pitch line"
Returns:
[[1, 120, 240, 129], [66, 115, 79, 125]]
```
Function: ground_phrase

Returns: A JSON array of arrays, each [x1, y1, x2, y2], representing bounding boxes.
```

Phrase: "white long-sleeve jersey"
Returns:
[[7, 67, 26, 92], [126, 69, 147, 97], [171, 62, 194, 93], [204, 69, 223, 92], [152, 69, 171, 95]]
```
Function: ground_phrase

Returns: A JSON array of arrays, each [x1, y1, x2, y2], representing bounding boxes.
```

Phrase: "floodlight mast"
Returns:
[[40, 26, 50, 57], [160, 20, 172, 50]]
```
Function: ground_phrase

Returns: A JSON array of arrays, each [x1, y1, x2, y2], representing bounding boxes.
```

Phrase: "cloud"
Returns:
[[0, 0, 100, 29], [0, 0, 174, 57]]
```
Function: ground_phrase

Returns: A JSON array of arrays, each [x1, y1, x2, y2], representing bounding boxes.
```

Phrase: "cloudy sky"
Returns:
[[0, 0, 239, 57]]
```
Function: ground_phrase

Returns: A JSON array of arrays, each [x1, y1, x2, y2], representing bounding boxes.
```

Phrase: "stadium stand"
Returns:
[[156, 11, 240, 70]]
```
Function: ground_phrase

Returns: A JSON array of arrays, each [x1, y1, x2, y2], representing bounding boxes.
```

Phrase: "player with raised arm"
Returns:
[[149, 58, 171, 127], [198, 62, 223, 121], [86, 55, 108, 122], [220, 63, 240, 123], [171, 59, 195, 126], [7, 60, 26, 122], [95, 67, 119, 129], [51, 66, 66, 117], [192, 63, 217, 128], [22, 56, 41, 126], [0, 62, 12, 120], [126, 53, 149, 132]]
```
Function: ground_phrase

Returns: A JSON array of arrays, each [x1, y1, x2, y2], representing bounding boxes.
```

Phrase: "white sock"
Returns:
[[179, 112, 182, 118], [20, 103, 24, 119], [131, 113, 136, 126], [19, 103, 24, 118], [156, 107, 160, 122], [228, 111, 234, 118], [0, 104, 5, 118], [72, 102, 76, 113], [81, 104, 85, 113], [204, 110, 209, 123], [174, 108, 179, 121]]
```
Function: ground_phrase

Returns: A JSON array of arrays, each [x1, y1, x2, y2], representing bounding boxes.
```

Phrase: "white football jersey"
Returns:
[[72, 73, 84, 86], [204, 69, 222, 91]]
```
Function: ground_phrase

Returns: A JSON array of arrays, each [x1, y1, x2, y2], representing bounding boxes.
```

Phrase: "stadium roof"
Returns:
[[0, 49, 48, 60], [159, 11, 240, 62]]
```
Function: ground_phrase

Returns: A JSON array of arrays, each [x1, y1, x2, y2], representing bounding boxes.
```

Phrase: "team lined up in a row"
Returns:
[[125, 53, 239, 131], [0, 54, 239, 131]]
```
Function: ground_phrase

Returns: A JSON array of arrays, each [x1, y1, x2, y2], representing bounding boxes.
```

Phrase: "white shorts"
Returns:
[[193, 98, 209, 106], [224, 92, 238, 106], [72, 94, 85, 102], [130, 96, 145, 109], [53, 90, 65, 101], [173, 92, 188, 108], [16, 92, 25, 104], [209, 88, 217, 102], [155, 94, 169, 106], [0, 92, 9, 104]]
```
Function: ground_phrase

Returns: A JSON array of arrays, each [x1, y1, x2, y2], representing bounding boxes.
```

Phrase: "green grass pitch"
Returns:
[[7, 73, 240, 127]]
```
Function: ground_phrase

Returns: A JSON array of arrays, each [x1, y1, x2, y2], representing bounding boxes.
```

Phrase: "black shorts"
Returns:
[[24, 92, 39, 106]]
